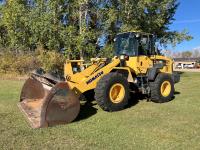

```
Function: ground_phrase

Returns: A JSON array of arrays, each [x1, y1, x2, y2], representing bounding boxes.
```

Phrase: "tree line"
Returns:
[[163, 48, 200, 58], [0, 0, 192, 60]]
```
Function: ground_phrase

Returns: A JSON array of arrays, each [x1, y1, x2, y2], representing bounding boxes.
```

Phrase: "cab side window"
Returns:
[[138, 36, 149, 56]]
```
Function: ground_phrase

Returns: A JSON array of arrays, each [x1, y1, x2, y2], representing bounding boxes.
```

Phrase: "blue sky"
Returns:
[[169, 0, 200, 52]]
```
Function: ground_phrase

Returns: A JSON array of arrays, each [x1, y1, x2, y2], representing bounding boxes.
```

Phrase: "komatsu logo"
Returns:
[[86, 71, 104, 84]]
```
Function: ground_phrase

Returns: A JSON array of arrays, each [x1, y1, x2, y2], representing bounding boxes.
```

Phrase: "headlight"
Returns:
[[120, 55, 125, 60], [120, 55, 129, 61]]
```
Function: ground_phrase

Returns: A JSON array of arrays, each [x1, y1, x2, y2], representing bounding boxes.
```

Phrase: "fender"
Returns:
[[112, 67, 134, 83], [147, 63, 164, 81]]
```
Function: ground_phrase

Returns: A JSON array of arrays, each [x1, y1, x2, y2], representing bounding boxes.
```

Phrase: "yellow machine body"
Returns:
[[64, 55, 173, 94]]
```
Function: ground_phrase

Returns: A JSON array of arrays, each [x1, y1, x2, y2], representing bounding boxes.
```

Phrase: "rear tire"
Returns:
[[94, 72, 130, 111], [150, 73, 174, 103]]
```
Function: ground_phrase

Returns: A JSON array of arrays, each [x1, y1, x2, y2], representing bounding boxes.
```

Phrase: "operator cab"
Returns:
[[114, 32, 156, 57]]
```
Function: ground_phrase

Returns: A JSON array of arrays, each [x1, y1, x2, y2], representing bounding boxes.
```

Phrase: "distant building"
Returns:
[[173, 58, 200, 69]]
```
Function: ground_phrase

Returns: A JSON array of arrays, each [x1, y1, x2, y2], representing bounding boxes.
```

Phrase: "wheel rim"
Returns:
[[109, 83, 125, 103], [160, 81, 171, 97]]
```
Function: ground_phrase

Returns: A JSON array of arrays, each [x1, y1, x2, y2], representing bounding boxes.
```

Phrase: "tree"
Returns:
[[0, 0, 193, 59], [192, 49, 200, 58], [181, 51, 192, 58], [0, 0, 30, 50], [103, 0, 192, 46]]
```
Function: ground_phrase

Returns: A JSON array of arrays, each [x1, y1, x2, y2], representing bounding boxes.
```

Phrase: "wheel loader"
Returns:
[[18, 31, 180, 128]]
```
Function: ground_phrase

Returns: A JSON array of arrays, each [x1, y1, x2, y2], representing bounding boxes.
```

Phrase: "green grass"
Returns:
[[1, 72, 200, 150]]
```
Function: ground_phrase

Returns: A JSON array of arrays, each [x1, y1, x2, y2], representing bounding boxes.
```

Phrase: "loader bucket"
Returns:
[[18, 76, 80, 128]]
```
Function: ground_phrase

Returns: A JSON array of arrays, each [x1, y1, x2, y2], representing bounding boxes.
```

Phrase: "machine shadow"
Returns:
[[170, 91, 180, 102], [174, 91, 181, 95], [74, 90, 98, 122], [75, 91, 142, 122], [74, 89, 180, 122], [126, 92, 145, 109], [74, 101, 98, 122], [126, 90, 180, 107], [175, 71, 184, 75]]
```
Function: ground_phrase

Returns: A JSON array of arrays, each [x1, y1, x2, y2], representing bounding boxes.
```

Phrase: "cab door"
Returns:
[[136, 35, 153, 74]]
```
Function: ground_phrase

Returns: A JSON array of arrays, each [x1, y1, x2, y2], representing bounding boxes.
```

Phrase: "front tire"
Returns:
[[94, 73, 130, 111], [150, 73, 174, 103]]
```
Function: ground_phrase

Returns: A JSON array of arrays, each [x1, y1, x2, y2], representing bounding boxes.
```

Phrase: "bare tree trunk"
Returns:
[[125, 0, 130, 20], [79, 1, 88, 60], [79, 5, 83, 60]]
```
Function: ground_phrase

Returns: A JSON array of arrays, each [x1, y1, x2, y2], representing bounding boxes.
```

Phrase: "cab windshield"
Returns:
[[114, 33, 138, 56]]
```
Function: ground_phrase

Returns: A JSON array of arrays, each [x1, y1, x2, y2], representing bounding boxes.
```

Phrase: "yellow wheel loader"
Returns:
[[18, 32, 180, 128]]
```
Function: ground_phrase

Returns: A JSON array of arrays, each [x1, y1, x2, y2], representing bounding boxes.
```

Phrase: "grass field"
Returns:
[[1, 72, 200, 150]]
